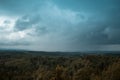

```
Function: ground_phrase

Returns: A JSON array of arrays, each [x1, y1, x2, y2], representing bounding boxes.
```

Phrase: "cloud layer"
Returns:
[[0, 0, 120, 51]]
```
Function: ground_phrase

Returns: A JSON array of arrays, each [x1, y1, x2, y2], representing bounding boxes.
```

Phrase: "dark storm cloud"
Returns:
[[14, 14, 49, 36], [15, 15, 41, 30], [0, 0, 120, 51], [78, 0, 120, 45], [69, 0, 120, 46]]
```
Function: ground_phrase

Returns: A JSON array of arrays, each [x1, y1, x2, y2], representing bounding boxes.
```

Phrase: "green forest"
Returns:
[[0, 51, 120, 80]]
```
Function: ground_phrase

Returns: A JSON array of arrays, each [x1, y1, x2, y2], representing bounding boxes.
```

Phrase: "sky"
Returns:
[[0, 0, 120, 51]]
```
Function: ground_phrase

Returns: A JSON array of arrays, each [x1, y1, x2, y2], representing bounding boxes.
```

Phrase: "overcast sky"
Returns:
[[0, 0, 120, 51]]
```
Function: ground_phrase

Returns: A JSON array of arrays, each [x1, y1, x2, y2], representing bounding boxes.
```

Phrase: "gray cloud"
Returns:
[[0, 0, 120, 51], [15, 15, 41, 30]]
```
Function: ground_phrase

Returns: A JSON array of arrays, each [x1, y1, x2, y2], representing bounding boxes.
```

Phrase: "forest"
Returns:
[[0, 50, 120, 80]]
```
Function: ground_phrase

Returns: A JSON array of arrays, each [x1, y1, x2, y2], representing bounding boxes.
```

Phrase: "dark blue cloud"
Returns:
[[14, 15, 41, 30], [0, 0, 120, 51]]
